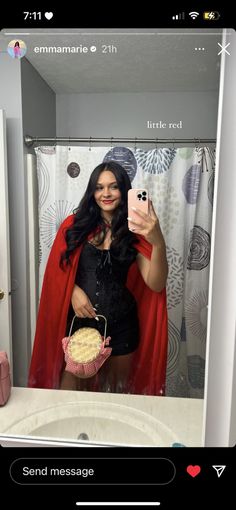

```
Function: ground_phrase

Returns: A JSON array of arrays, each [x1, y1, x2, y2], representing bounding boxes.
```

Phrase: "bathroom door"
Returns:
[[0, 109, 12, 368]]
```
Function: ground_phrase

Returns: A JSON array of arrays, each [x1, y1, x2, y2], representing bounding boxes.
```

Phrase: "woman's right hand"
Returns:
[[71, 285, 97, 319]]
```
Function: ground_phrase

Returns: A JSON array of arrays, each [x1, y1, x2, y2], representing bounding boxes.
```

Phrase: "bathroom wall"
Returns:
[[21, 58, 56, 153], [20, 59, 56, 384], [0, 55, 29, 385], [56, 91, 218, 140], [0, 55, 56, 385], [203, 30, 236, 446]]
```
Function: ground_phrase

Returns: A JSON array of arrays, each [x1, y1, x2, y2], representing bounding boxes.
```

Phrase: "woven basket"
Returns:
[[62, 315, 112, 378]]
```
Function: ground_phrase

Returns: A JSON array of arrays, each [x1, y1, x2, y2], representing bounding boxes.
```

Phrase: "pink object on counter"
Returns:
[[0, 351, 11, 405]]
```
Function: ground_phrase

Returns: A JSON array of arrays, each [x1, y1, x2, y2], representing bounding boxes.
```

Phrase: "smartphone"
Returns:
[[128, 188, 149, 230]]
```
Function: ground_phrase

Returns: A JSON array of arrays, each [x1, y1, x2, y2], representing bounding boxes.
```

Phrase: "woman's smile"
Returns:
[[94, 170, 121, 216]]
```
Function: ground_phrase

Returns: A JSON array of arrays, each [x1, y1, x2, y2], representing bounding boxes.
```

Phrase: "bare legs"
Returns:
[[99, 353, 134, 393], [59, 352, 134, 393], [60, 370, 97, 391]]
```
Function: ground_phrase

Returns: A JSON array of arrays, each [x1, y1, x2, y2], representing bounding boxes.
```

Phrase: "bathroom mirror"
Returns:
[[1, 27, 235, 447]]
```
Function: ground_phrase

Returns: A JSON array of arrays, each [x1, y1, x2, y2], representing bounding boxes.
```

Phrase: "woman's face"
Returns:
[[94, 170, 121, 214]]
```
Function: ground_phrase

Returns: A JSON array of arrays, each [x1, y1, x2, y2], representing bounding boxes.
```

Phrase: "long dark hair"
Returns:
[[60, 161, 138, 267]]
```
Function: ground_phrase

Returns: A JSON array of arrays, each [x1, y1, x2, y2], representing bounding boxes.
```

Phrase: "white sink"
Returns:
[[5, 401, 179, 446]]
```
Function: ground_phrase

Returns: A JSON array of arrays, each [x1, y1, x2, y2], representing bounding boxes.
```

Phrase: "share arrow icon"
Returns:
[[212, 465, 226, 478]]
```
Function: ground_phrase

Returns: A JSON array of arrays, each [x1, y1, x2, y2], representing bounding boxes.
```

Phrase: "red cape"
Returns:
[[28, 215, 168, 395]]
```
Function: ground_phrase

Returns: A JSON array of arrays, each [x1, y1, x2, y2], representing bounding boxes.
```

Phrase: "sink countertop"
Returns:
[[0, 387, 203, 446]]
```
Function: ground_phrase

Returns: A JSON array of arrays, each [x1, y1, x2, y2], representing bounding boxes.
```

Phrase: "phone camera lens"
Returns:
[[137, 193, 142, 200], [142, 191, 147, 196], [142, 196, 147, 201]]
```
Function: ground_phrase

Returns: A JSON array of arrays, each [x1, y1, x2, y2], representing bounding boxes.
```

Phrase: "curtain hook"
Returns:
[[68, 136, 71, 151], [172, 139, 175, 150], [89, 136, 92, 151], [111, 136, 114, 149], [155, 138, 158, 150], [134, 137, 137, 151]]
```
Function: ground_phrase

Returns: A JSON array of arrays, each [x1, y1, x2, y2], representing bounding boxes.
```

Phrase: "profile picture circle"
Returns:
[[7, 40, 27, 59]]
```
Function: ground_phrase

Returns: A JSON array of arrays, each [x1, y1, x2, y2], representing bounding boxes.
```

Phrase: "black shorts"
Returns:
[[67, 308, 139, 356]]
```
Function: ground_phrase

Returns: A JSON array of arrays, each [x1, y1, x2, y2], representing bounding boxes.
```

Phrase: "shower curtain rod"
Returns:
[[24, 135, 216, 147]]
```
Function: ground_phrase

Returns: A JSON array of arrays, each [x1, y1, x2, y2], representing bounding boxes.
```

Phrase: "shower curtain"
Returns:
[[35, 145, 215, 398]]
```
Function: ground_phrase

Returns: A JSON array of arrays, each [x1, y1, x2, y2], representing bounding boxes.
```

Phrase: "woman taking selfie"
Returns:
[[28, 161, 168, 395]]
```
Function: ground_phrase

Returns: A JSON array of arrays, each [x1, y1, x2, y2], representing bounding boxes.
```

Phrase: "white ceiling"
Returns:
[[1, 28, 223, 93]]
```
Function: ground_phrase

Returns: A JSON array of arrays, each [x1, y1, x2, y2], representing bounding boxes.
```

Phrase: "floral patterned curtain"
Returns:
[[35, 145, 215, 397]]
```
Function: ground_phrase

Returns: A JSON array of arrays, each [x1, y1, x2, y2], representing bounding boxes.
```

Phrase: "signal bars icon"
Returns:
[[172, 12, 185, 20]]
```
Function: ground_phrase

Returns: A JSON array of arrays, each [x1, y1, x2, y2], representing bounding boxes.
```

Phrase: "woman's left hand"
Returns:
[[128, 200, 163, 246]]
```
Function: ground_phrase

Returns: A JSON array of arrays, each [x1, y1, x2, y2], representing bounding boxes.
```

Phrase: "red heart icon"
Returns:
[[186, 465, 201, 477]]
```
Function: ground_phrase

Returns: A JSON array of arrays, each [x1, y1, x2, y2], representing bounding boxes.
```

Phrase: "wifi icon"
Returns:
[[189, 11, 199, 19]]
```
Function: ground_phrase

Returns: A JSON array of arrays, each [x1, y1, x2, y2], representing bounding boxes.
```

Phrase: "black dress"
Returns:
[[67, 241, 139, 356]]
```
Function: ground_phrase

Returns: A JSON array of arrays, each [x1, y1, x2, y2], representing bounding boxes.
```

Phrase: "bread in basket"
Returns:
[[62, 314, 112, 378]]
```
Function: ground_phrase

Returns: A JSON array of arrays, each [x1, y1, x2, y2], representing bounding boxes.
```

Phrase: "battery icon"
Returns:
[[203, 11, 220, 20]]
